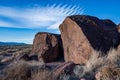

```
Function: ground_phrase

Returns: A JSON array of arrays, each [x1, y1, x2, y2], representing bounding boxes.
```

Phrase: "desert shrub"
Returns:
[[2, 61, 31, 80], [13, 47, 32, 58], [0, 51, 7, 55], [31, 69, 52, 80], [0, 60, 54, 80], [80, 48, 120, 80], [106, 49, 120, 66], [98, 65, 120, 80], [58, 74, 71, 80], [73, 65, 84, 78], [84, 51, 106, 72], [58, 73, 80, 80], [80, 51, 106, 80]]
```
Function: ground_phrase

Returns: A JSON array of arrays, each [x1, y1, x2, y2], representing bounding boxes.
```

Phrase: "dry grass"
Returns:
[[84, 51, 106, 72], [80, 47, 120, 80], [2, 61, 31, 80], [0, 45, 32, 56], [13, 47, 32, 58], [99, 65, 120, 80], [0, 45, 32, 63], [56, 47, 120, 80], [31, 69, 52, 80], [0, 61, 54, 80], [106, 49, 120, 66], [73, 65, 84, 77], [58, 74, 71, 80]]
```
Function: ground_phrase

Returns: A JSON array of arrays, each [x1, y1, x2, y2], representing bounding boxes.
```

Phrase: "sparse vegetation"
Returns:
[[0, 60, 52, 80], [77, 47, 120, 80], [0, 45, 120, 80], [3, 61, 31, 80], [31, 68, 53, 80], [0, 45, 32, 62], [0, 45, 32, 55], [57, 47, 120, 80]]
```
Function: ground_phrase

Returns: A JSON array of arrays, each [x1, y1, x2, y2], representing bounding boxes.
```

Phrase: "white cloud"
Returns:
[[0, 20, 16, 27], [0, 4, 84, 29]]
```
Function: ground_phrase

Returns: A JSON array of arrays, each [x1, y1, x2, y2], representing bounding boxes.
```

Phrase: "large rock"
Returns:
[[30, 32, 63, 63], [59, 15, 120, 64]]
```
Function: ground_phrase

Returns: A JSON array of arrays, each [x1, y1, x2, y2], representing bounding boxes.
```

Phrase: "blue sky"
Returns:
[[0, 0, 120, 44]]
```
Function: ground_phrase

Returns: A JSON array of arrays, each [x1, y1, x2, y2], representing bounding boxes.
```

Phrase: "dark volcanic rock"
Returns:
[[30, 32, 63, 63], [59, 15, 120, 64], [53, 62, 75, 79], [16, 54, 30, 61]]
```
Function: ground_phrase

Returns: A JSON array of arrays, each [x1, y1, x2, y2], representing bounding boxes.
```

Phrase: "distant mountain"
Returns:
[[0, 42, 27, 46]]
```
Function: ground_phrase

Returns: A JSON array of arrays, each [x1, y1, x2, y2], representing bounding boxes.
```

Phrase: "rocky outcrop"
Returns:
[[30, 32, 63, 63], [59, 15, 120, 64]]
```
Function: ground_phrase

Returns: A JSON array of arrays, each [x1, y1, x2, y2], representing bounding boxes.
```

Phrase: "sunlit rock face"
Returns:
[[30, 32, 63, 63], [60, 15, 120, 64]]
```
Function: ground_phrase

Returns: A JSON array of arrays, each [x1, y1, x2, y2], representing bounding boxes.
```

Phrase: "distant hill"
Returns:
[[0, 42, 27, 46]]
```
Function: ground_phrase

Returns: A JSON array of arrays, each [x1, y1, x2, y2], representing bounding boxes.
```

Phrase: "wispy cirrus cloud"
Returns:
[[0, 4, 84, 30]]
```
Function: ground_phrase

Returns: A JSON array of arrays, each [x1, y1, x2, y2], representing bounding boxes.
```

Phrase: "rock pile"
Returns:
[[30, 15, 120, 64]]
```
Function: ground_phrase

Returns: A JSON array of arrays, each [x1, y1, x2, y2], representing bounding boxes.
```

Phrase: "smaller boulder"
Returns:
[[29, 55, 38, 61], [53, 62, 75, 79], [1, 57, 13, 63], [30, 32, 63, 63], [16, 54, 30, 61]]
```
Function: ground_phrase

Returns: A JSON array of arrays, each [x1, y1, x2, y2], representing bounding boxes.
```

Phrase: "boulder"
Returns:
[[59, 15, 120, 64], [30, 32, 63, 63], [16, 54, 30, 61], [53, 62, 75, 79], [1, 57, 13, 63]]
